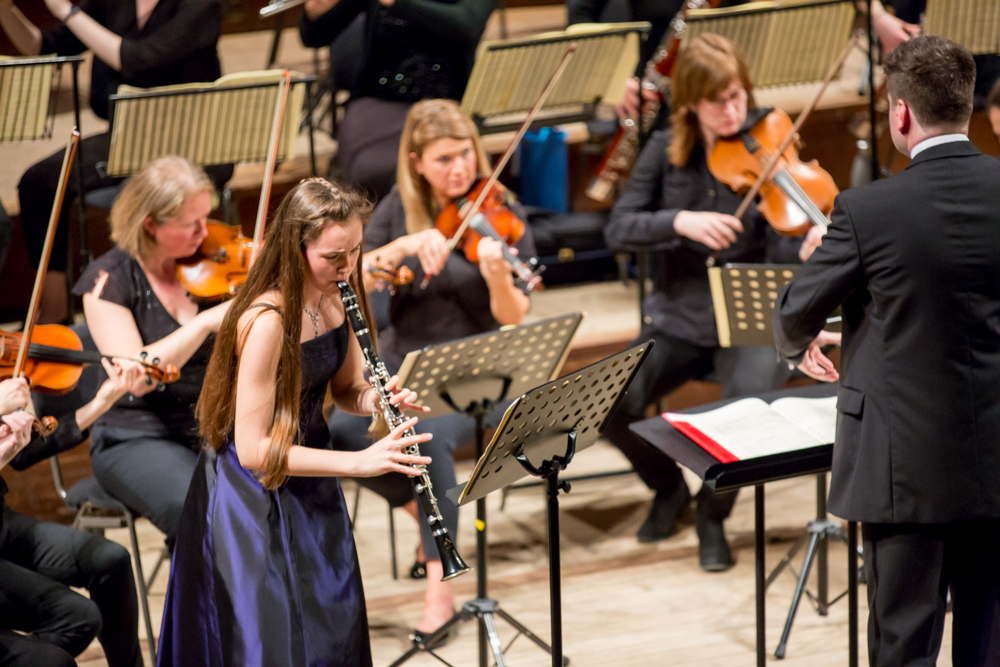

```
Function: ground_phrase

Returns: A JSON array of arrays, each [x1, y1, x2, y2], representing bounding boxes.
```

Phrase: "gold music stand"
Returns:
[[461, 22, 648, 134], [924, 0, 1000, 54], [709, 263, 800, 347], [104, 70, 316, 178]]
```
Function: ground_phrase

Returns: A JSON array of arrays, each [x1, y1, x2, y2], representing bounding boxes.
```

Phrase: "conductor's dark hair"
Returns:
[[884, 36, 975, 129]]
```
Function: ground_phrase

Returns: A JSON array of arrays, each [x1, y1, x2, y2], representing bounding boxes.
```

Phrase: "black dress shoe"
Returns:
[[696, 509, 735, 572], [409, 559, 427, 580], [637, 483, 692, 543]]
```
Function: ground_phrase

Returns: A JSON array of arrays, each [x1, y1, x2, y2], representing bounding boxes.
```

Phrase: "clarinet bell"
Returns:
[[440, 545, 472, 581]]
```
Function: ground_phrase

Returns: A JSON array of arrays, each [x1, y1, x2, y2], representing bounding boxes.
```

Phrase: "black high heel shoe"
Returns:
[[409, 547, 427, 580]]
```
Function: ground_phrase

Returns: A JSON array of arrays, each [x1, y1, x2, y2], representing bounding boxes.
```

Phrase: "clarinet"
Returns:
[[337, 281, 471, 581]]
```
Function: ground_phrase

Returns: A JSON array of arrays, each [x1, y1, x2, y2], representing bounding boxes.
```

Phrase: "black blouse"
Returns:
[[71, 248, 214, 441], [300, 0, 493, 102], [605, 108, 804, 347], [41, 0, 223, 120], [364, 187, 537, 368]]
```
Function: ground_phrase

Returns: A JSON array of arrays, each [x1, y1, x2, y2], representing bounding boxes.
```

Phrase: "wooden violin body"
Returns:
[[436, 179, 543, 290], [177, 221, 255, 301], [708, 109, 838, 236], [0, 325, 179, 395]]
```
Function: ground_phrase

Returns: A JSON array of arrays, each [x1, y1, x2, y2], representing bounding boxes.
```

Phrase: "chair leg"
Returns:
[[351, 483, 361, 526], [146, 545, 170, 591], [126, 511, 157, 663], [388, 505, 398, 580]]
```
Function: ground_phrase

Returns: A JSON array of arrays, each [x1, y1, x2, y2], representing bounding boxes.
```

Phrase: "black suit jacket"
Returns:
[[774, 140, 1000, 524]]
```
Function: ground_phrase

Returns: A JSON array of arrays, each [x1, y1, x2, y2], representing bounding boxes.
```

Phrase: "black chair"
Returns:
[[36, 323, 165, 663]]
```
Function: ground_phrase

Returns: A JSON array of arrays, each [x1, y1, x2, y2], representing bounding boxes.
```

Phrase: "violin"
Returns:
[[435, 179, 542, 290], [427, 45, 578, 292], [177, 71, 293, 300], [177, 221, 253, 301], [708, 109, 838, 236], [0, 325, 180, 395], [368, 264, 414, 294], [706, 33, 860, 239]]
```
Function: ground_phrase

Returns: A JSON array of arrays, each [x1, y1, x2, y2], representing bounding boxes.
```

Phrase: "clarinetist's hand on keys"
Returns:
[[305, 0, 340, 20], [354, 417, 433, 477], [382, 376, 430, 414]]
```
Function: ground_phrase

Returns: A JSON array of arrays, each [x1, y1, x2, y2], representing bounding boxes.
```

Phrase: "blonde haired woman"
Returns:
[[329, 98, 536, 643], [72, 156, 230, 549], [603, 34, 820, 570]]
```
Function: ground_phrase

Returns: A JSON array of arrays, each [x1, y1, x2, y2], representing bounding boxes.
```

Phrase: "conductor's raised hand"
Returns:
[[382, 375, 430, 414], [799, 224, 828, 262], [353, 417, 433, 477], [674, 211, 744, 251], [797, 330, 841, 383]]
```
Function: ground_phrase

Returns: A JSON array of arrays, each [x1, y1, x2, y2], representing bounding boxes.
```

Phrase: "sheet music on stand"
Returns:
[[924, 0, 1000, 54], [105, 70, 313, 177], [683, 0, 855, 89], [461, 22, 648, 134], [397, 313, 585, 415], [0, 55, 84, 142]]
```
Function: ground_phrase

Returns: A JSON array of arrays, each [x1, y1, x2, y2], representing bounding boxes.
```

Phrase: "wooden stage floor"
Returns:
[[78, 444, 954, 666]]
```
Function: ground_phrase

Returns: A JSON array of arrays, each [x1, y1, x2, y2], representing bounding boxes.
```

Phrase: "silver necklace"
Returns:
[[303, 294, 324, 337]]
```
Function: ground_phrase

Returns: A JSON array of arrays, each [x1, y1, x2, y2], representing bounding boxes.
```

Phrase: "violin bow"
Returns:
[[443, 43, 579, 254], [14, 128, 79, 435], [15, 128, 79, 378], [733, 31, 863, 223], [249, 70, 293, 266]]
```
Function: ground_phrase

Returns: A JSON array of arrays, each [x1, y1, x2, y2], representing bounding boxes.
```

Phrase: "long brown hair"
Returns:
[[197, 178, 375, 490], [396, 99, 492, 234], [669, 33, 756, 167]]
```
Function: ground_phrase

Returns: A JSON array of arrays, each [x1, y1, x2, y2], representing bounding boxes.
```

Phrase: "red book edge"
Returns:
[[662, 413, 740, 464]]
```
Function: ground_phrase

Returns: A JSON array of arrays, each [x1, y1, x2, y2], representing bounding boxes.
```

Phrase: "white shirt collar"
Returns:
[[909, 133, 969, 159]]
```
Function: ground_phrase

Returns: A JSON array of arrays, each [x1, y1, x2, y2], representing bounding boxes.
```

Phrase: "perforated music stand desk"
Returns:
[[630, 383, 859, 667], [449, 341, 654, 667], [392, 313, 584, 667]]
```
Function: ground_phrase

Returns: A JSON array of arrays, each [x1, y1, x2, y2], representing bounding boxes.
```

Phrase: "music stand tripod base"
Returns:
[[451, 341, 655, 667], [390, 314, 585, 667]]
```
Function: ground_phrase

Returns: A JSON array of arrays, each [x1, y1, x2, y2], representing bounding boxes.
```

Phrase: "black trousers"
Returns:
[[863, 520, 1000, 667], [90, 425, 200, 548], [0, 507, 141, 667], [602, 329, 792, 515], [19, 133, 233, 272], [334, 98, 412, 203]]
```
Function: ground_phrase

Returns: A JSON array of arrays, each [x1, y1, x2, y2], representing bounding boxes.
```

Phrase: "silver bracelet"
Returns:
[[62, 4, 82, 23]]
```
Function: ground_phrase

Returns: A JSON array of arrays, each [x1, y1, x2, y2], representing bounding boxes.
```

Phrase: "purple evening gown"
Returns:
[[157, 321, 373, 667]]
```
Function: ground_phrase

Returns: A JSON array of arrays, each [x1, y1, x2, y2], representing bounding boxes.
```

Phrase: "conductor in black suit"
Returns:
[[774, 36, 1000, 666]]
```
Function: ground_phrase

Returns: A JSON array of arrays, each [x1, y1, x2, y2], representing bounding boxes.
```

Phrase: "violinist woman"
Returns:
[[603, 33, 823, 571], [328, 98, 536, 642], [158, 178, 431, 665], [72, 156, 230, 550], [0, 359, 147, 667]]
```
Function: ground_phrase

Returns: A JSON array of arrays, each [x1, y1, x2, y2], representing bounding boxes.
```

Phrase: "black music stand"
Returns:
[[630, 383, 860, 667], [390, 314, 584, 667], [448, 341, 654, 667]]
